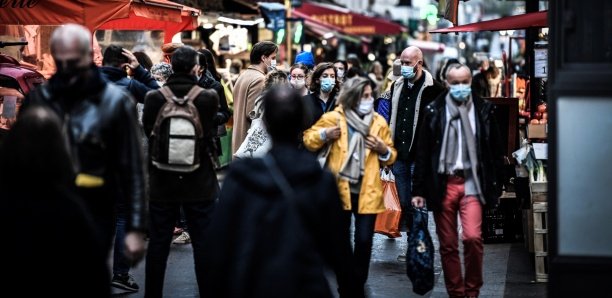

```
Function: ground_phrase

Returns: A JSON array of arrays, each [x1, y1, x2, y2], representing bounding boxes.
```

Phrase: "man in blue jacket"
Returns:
[[101, 45, 160, 103], [100, 44, 160, 292]]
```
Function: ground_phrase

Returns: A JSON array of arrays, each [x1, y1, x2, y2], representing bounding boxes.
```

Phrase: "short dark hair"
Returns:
[[171, 46, 198, 74], [250, 41, 278, 64], [102, 45, 128, 67], [262, 86, 305, 144]]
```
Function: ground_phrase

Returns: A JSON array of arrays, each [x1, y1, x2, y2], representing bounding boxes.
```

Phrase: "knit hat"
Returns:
[[294, 51, 315, 69], [151, 62, 173, 81]]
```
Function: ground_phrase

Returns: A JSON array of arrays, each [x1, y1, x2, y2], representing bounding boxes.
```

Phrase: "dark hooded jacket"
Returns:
[[201, 145, 355, 298], [100, 65, 159, 103]]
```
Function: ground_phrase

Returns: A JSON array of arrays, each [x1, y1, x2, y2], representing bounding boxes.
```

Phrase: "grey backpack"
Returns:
[[150, 85, 204, 172]]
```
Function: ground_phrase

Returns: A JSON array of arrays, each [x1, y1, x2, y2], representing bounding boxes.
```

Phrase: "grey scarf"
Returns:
[[438, 93, 484, 201], [339, 109, 373, 183]]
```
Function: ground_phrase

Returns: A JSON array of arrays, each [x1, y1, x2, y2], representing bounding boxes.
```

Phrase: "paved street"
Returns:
[[112, 211, 547, 297], [110, 170, 547, 297]]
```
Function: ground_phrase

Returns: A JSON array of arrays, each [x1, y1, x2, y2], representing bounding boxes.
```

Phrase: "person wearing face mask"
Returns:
[[232, 41, 278, 156], [334, 60, 348, 83], [304, 78, 396, 297], [289, 63, 310, 96], [385, 46, 446, 253], [302, 62, 341, 129], [411, 64, 504, 298], [22, 24, 147, 292]]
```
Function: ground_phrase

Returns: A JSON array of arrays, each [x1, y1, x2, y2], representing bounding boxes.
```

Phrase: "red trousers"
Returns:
[[434, 176, 483, 298]]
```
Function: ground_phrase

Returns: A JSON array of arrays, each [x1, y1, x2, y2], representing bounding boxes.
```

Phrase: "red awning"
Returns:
[[0, 0, 200, 42], [430, 10, 548, 33], [293, 2, 406, 36]]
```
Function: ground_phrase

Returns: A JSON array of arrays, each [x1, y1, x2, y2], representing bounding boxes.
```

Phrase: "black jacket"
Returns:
[[303, 92, 338, 129], [198, 70, 231, 127], [143, 73, 220, 202], [23, 65, 146, 232], [412, 92, 505, 212], [201, 145, 355, 298], [100, 65, 159, 103]]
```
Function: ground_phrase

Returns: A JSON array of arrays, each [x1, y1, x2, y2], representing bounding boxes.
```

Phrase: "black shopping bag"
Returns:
[[406, 208, 434, 295]]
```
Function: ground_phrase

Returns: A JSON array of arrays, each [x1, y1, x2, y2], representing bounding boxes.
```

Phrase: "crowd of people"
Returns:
[[0, 24, 505, 298]]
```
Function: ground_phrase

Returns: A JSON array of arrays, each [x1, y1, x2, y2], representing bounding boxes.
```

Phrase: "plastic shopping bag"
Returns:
[[406, 208, 434, 295], [374, 169, 402, 238]]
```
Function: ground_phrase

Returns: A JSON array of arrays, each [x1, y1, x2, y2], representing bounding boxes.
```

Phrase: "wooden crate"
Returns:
[[533, 202, 548, 282]]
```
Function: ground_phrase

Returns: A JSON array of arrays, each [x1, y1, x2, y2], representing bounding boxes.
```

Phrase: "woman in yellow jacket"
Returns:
[[303, 77, 397, 296]]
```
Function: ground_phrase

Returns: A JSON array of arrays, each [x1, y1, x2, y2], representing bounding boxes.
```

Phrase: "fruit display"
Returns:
[[530, 102, 548, 124]]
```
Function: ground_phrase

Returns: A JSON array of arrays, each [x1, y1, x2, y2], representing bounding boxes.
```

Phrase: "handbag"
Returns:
[[406, 208, 435, 295], [374, 169, 402, 238], [317, 143, 331, 168], [233, 117, 271, 159]]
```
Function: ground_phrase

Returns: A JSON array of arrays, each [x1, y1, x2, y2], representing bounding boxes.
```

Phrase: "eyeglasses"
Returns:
[[289, 75, 305, 80]]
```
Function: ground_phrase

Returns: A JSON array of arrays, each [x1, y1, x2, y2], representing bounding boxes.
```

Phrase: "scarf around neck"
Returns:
[[339, 108, 373, 183], [438, 93, 484, 201]]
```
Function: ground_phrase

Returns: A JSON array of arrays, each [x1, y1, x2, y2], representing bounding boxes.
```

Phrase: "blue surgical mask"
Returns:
[[401, 65, 416, 79], [320, 78, 335, 93], [449, 84, 472, 101]]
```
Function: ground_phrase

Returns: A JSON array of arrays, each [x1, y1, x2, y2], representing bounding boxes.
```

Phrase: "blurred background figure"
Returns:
[[303, 78, 397, 297], [0, 106, 109, 297], [333, 60, 348, 83], [289, 63, 310, 96], [294, 51, 316, 70], [151, 62, 173, 86], [202, 86, 356, 298], [367, 61, 384, 96]]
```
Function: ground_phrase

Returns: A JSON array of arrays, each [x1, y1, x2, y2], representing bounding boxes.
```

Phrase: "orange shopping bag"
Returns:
[[374, 169, 402, 238]]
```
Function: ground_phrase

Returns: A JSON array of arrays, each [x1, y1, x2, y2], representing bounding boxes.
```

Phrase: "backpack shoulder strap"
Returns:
[[184, 85, 205, 103], [159, 86, 176, 104]]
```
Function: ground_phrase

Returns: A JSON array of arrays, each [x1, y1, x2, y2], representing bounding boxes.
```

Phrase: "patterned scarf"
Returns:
[[339, 108, 373, 183]]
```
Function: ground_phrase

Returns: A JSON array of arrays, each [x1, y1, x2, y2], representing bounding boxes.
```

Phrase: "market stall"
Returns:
[[430, 10, 550, 282]]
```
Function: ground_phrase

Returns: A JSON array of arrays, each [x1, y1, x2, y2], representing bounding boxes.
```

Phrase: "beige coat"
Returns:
[[231, 65, 266, 155], [303, 107, 397, 214]]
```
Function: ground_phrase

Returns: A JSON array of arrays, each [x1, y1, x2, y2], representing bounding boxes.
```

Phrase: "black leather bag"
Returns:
[[406, 208, 435, 295]]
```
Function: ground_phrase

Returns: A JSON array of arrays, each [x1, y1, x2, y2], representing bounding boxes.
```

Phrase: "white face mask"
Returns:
[[290, 79, 305, 89], [337, 69, 345, 78], [270, 59, 277, 69], [358, 97, 374, 114]]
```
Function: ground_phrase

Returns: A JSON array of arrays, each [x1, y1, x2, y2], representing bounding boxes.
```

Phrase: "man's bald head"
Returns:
[[399, 46, 424, 82], [50, 24, 93, 69], [445, 64, 472, 86]]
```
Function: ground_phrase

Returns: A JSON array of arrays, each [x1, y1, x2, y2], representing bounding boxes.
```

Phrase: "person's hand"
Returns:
[[124, 231, 146, 264], [366, 135, 388, 155], [325, 126, 341, 140], [412, 196, 425, 208], [122, 49, 140, 70]]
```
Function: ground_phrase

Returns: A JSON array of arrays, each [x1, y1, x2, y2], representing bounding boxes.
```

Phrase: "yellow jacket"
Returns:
[[303, 106, 397, 214]]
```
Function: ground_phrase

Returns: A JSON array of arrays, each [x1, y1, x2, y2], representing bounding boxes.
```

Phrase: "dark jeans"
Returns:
[[144, 200, 216, 298], [341, 193, 377, 294], [392, 160, 415, 231], [113, 203, 130, 276]]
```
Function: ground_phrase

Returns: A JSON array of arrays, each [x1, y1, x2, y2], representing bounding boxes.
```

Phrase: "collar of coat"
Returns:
[[389, 69, 434, 149]]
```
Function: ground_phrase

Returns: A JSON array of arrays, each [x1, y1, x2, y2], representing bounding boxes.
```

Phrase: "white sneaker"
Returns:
[[172, 231, 191, 244]]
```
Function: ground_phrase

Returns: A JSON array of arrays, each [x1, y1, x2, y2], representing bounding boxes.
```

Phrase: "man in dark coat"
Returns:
[[411, 63, 504, 298], [201, 87, 356, 298], [142, 46, 219, 298], [22, 24, 147, 281], [386, 46, 446, 254]]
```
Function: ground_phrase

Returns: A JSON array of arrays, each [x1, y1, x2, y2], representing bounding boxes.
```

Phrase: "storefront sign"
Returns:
[[534, 48, 548, 78], [311, 14, 376, 35]]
